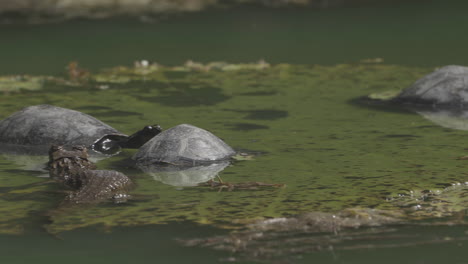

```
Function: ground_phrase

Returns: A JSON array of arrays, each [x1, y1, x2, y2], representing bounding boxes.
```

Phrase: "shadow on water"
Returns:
[[74, 106, 112, 111], [224, 122, 270, 131], [0, 223, 229, 264], [350, 96, 468, 131], [89, 110, 142, 117], [223, 108, 289, 120], [137, 82, 231, 107], [239, 90, 278, 96], [348, 96, 415, 115]]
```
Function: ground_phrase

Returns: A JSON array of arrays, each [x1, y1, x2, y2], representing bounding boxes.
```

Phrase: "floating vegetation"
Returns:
[[388, 182, 468, 219], [0, 75, 46, 93], [367, 89, 401, 101], [199, 179, 285, 192], [66, 61, 89, 81], [0, 62, 465, 238], [90, 60, 270, 85], [181, 208, 466, 263], [0, 0, 337, 23]]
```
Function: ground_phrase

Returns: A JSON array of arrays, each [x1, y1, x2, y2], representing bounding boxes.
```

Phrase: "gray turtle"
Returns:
[[133, 124, 235, 166], [0, 105, 161, 155], [394, 65, 468, 106]]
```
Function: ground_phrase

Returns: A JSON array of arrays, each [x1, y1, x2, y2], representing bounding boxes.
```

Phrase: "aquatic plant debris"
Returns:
[[0, 75, 46, 93], [181, 183, 467, 262], [0, 61, 466, 237], [180, 207, 467, 263], [0, 0, 357, 23], [367, 89, 401, 101], [388, 182, 468, 219], [199, 179, 285, 192], [90, 60, 270, 84]]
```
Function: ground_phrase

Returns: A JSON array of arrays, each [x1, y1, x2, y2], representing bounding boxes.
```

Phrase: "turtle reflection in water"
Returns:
[[48, 145, 132, 203], [134, 124, 284, 190], [134, 123, 236, 186], [364, 65, 468, 131], [0, 105, 162, 155]]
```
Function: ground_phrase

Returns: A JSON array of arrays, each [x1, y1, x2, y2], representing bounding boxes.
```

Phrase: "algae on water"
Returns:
[[0, 62, 466, 235], [0, 75, 46, 93]]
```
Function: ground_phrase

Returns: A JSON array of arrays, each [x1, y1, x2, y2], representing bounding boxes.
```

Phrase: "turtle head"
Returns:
[[92, 136, 123, 155], [119, 124, 163, 149], [92, 125, 163, 153], [142, 125, 163, 136]]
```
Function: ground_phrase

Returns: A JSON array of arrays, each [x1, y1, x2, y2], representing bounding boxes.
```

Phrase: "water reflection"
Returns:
[[0, 143, 107, 172], [137, 162, 230, 187], [415, 108, 468, 131], [0, 144, 49, 172], [353, 95, 468, 131]]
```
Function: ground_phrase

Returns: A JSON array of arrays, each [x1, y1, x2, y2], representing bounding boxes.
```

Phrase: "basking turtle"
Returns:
[[48, 145, 132, 203], [0, 105, 162, 155], [134, 124, 235, 166], [394, 65, 468, 106]]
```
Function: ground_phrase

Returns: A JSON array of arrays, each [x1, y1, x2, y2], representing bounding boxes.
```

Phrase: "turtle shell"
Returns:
[[133, 124, 235, 166], [395, 65, 468, 106], [0, 105, 123, 149]]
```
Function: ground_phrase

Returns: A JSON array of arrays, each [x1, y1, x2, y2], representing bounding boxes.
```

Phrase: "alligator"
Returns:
[[48, 145, 133, 203]]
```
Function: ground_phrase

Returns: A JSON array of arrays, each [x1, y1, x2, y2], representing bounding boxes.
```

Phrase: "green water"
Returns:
[[0, 1, 467, 263], [2, 0, 468, 75]]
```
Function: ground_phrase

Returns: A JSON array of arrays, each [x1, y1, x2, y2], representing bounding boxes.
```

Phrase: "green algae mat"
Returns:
[[0, 62, 466, 235]]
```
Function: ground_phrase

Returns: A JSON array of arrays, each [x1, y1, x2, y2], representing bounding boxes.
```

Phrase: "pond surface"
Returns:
[[0, 1, 467, 263]]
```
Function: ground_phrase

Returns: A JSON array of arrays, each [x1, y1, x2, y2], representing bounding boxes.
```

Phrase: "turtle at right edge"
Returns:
[[393, 65, 468, 107]]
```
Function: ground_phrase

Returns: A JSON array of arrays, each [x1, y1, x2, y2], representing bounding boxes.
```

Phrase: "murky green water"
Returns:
[[0, 1, 467, 263]]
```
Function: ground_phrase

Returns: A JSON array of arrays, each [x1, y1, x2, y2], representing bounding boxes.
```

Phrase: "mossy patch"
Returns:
[[0, 76, 46, 93], [368, 89, 401, 100], [1, 62, 466, 235]]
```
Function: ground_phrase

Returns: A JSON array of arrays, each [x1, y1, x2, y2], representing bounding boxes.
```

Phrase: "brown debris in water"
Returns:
[[199, 179, 285, 192], [67, 61, 89, 81], [180, 208, 467, 263]]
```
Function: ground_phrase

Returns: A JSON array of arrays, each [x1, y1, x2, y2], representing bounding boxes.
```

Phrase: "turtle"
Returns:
[[0, 104, 162, 155], [133, 124, 236, 166], [393, 65, 468, 107]]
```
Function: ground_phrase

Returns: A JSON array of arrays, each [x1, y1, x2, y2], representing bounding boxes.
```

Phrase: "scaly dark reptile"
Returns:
[[48, 145, 133, 203]]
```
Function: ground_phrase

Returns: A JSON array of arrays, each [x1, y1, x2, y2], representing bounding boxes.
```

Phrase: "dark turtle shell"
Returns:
[[134, 124, 235, 166], [0, 105, 123, 151], [394, 65, 468, 106]]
